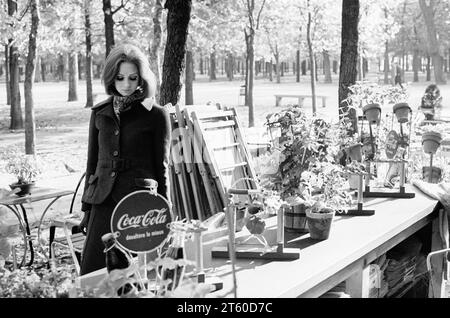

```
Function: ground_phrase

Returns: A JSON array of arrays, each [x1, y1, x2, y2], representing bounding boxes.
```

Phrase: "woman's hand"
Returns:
[[79, 211, 90, 235]]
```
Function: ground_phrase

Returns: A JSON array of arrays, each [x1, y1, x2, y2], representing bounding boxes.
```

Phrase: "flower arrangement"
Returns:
[[5, 154, 42, 184]]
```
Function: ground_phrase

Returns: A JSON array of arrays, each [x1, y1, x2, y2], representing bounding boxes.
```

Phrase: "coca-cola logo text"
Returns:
[[117, 208, 168, 230]]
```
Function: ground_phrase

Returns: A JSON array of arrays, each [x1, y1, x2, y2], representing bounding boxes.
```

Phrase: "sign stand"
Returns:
[[211, 188, 300, 261], [360, 104, 415, 199], [363, 159, 415, 198]]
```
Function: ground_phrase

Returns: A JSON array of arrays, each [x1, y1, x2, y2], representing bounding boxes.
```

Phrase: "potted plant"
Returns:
[[304, 201, 335, 240], [344, 160, 367, 190], [301, 162, 352, 241], [363, 103, 382, 125], [393, 103, 411, 124], [5, 154, 42, 196], [267, 106, 338, 200], [422, 166, 442, 184], [421, 131, 442, 154], [283, 196, 309, 233]]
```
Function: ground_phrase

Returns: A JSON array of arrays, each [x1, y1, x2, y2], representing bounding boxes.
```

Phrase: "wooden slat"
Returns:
[[213, 143, 240, 151], [219, 162, 248, 171], [203, 120, 235, 130], [193, 110, 234, 120]]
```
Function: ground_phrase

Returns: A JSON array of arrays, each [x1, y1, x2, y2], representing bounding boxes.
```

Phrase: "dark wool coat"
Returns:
[[81, 97, 171, 212]]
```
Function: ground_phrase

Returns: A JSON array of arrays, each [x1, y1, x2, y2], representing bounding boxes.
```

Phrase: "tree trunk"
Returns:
[[5, 45, 10, 105], [8, 0, 23, 130], [338, 0, 359, 132], [419, 0, 446, 84], [413, 50, 419, 82], [40, 59, 46, 82], [323, 50, 332, 83], [58, 53, 66, 81], [9, 43, 22, 130], [24, 0, 39, 155], [296, 50, 300, 82], [245, 28, 255, 127], [301, 60, 307, 75], [280, 62, 284, 77], [244, 53, 249, 106], [268, 59, 273, 82], [209, 50, 216, 80], [199, 54, 204, 75], [314, 54, 319, 82], [160, 0, 191, 106], [185, 50, 194, 105], [226, 52, 234, 81], [149, 0, 163, 101], [426, 55, 431, 81], [275, 50, 280, 84], [307, 7, 317, 115], [103, 0, 115, 58], [84, 0, 93, 107], [78, 53, 83, 80], [68, 52, 79, 101], [35, 55, 41, 82]]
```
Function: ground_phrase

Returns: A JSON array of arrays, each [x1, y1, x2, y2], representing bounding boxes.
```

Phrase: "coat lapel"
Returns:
[[96, 98, 119, 126]]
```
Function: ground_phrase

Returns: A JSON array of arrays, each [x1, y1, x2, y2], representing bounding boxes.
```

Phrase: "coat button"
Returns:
[[110, 172, 116, 178], [113, 150, 119, 156], [114, 130, 119, 136]]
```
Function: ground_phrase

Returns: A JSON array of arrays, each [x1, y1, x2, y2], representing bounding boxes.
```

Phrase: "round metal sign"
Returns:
[[110, 190, 173, 253], [385, 130, 399, 159]]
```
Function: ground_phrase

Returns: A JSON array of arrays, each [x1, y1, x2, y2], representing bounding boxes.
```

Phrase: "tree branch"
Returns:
[[112, 0, 130, 15], [255, 0, 266, 29]]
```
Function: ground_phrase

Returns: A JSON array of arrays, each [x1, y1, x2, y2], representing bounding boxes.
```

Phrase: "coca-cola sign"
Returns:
[[111, 190, 172, 253]]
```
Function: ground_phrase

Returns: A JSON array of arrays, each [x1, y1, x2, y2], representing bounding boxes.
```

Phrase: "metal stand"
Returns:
[[347, 174, 375, 216], [211, 188, 300, 261], [363, 160, 415, 199]]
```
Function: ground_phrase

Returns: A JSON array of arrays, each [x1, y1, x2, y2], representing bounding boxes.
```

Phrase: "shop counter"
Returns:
[[79, 185, 444, 298]]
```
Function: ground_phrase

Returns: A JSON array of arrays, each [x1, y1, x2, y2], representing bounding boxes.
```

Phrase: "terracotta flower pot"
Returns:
[[284, 203, 309, 233], [393, 103, 411, 124], [422, 166, 442, 184], [306, 208, 335, 240], [422, 131, 442, 154], [9, 181, 35, 197], [346, 143, 362, 162], [363, 103, 382, 125]]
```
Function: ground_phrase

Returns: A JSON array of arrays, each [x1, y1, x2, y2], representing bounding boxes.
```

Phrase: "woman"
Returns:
[[79, 44, 171, 275]]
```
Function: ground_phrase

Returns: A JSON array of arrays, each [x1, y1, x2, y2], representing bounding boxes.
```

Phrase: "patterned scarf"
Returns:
[[112, 87, 146, 119]]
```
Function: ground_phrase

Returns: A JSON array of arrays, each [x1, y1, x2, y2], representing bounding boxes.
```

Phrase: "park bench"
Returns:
[[274, 94, 328, 108]]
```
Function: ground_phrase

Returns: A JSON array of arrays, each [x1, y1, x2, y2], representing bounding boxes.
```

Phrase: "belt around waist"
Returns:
[[98, 158, 152, 171]]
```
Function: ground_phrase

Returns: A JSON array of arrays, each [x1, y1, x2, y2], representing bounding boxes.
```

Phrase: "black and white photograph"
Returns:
[[0, 0, 449, 302]]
